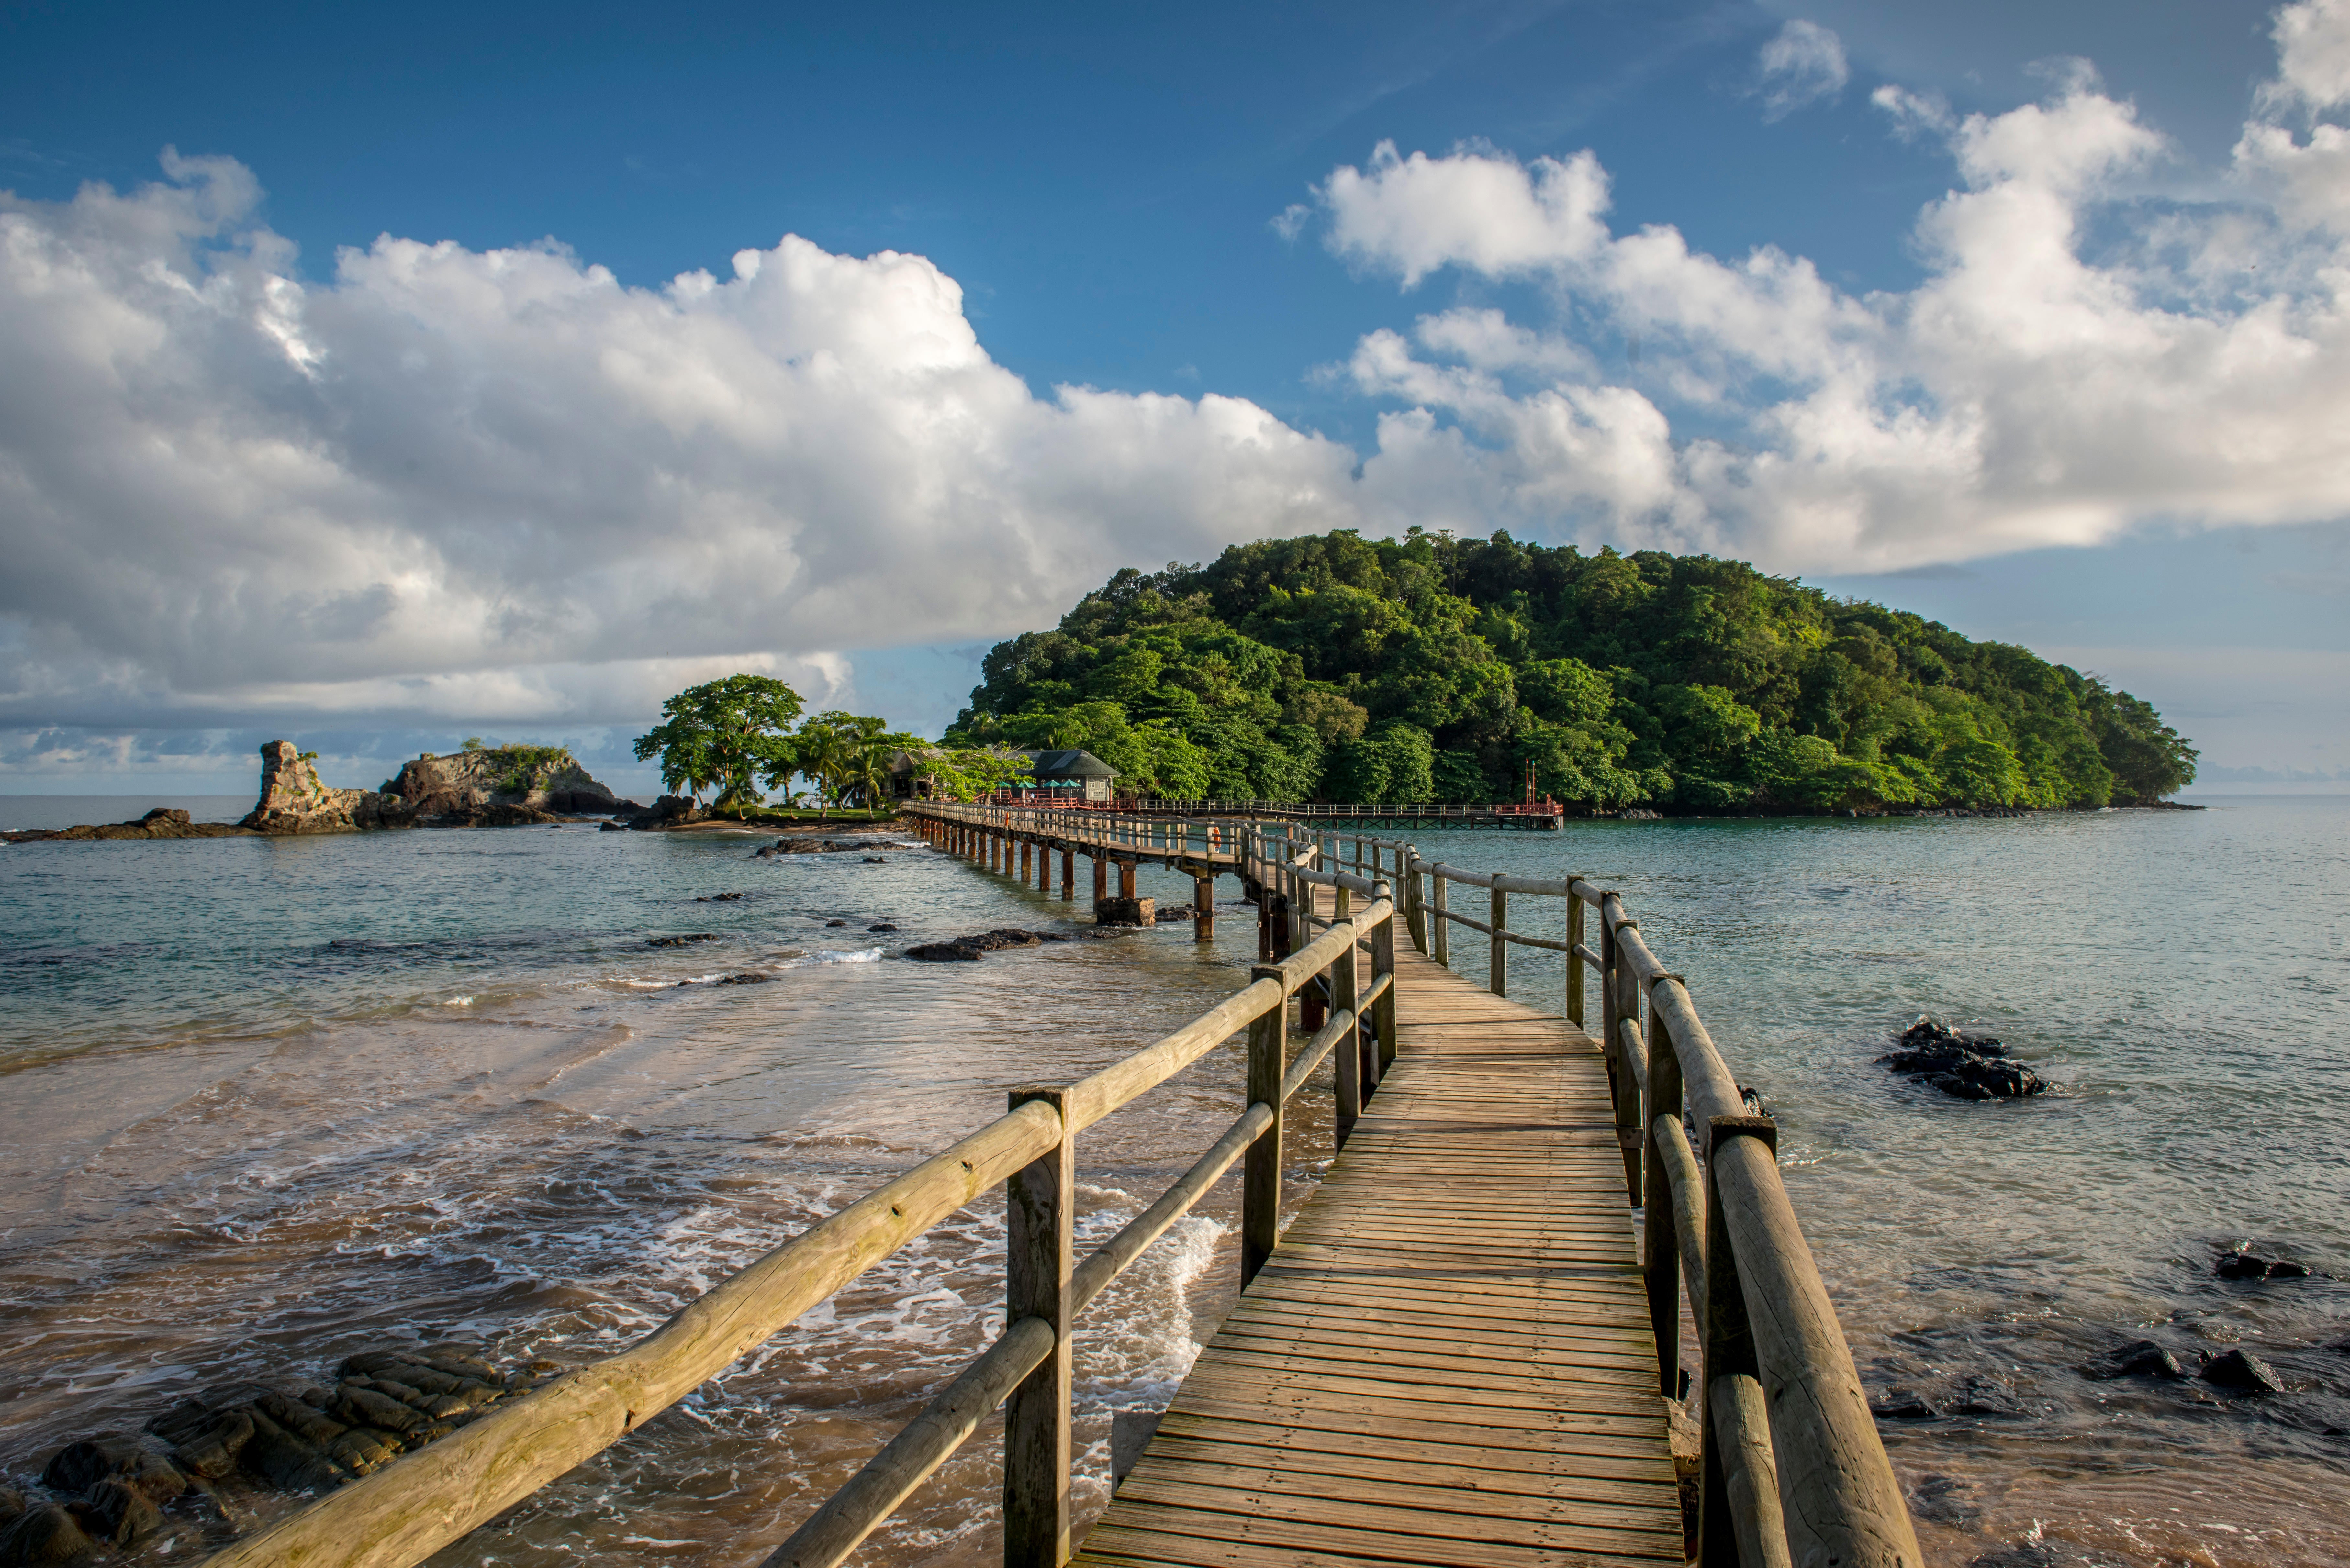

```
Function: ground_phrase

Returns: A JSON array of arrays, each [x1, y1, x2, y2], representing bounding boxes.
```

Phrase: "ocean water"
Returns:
[[0, 800, 2345, 1567]]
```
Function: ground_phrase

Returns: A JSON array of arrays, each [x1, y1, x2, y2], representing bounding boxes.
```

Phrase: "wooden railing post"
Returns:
[[1567, 894, 1586, 1027], [1404, 846, 1426, 955], [1370, 880, 1397, 1078], [1003, 1087, 1072, 1568], [1331, 887, 1359, 1145], [1432, 871, 1450, 966], [1599, 904, 1619, 1082], [1242, 971, 1288, 1286], [1489, 884, 1508, 998], [1297, 879, 1326, 1031], [1644, 994, 1684, 1397], [1700, 1115, 1777, 1568]]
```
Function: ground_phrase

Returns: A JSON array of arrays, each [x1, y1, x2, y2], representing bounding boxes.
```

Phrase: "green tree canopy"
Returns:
[[632, 675, 805, 813], [943, 530, 2197, 814]]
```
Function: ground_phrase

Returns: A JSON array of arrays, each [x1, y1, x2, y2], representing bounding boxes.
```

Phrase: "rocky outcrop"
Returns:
[[905, 928, 1086, 961], [3, 808, 256, 844], [1877, 1018, 2049, 1100], [4, 1344, 554, 1555], [379, 747, 629, 820], [235, 742, 633, 834], [240, 742, 420, 834]]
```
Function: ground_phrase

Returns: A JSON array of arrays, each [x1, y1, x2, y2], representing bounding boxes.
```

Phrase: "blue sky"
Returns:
[[2, 0, 2344, 796]]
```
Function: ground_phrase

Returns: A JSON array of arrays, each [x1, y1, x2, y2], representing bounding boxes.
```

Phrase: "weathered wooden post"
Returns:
[[1615, 963, 1646, 1196], [1600, 902, 1620, 1088], [1019, 839, 1031, 884], [1404, 846, 1427, 954], [1118, 859, 1137, 901], [1003, 1086, 1072, 1568], [1700, 1115, 1778, 1568], [1643, 985, 1684, 1396], [1296, 879, 1324, 1032], [1331, 886, 1359, 1144], [1091, 854, 1107, 910], [1490, 884, 1508, 999], [1193, 873, 1215, 940], [1567, 894, 1586, 1027], [1432, 871, 1450, 967], [1059, 847, 1073, 900], [1370, 879, 1397, 1077], [1242, 969, 1287, 1286]]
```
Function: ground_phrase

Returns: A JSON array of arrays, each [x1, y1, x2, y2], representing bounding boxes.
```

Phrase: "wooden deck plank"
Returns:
[[1074, 945, 1682, 1568]]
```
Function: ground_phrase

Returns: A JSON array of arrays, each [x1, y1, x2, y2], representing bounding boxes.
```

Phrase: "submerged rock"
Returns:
[[2080, 1339, 2189, 1381], [1877, 1018, 2049, 1100], [646, 933, 719, 949], [2216, 1247, 2313, 1280], [0, 1503, 94, 1563], [2200, 1349, 2285, 1393], [1869, 1388, 1940, 1419], [904, 929, 1074, 962]]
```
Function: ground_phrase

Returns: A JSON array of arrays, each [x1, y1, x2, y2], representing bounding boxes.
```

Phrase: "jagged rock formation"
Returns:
[[237, 742, 638, 835]]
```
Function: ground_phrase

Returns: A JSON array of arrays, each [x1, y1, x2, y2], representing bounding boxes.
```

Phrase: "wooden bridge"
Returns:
[[194, 805, 1918, 1568]]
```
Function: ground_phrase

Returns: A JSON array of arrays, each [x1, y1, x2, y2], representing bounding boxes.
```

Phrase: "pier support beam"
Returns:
[[1119, 860, 1137, 900], [1020, 838, 1031, 884], [1091, 855, 1107, 910], [1194, 875, 1215, 940], [1060, 848, 1074, 901]]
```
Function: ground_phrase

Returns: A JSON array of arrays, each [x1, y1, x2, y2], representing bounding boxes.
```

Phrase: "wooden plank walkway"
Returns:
[[1074, 945, 1684, 1568]]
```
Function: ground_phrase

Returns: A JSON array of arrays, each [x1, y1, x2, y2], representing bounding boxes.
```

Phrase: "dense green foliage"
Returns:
[[946, 530, 2197, 812], [633, 675, 807, 811]]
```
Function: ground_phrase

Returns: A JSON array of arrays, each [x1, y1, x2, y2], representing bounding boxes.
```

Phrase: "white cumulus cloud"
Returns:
[[1757, 19, 1850, 121], [0, 158, 1359, 733], [1295, 0, 2350, 572]]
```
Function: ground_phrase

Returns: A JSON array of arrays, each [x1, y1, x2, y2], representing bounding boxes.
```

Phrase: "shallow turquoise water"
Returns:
[[1, 801, 2344, 1566]]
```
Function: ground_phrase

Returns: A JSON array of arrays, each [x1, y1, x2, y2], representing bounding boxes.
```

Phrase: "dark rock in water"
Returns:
[[867, 923, 898, 932], [1870, 1388, 1940, 1419], [76, 1479, 162, 1547], [826, 919, 848, 927], [905, 928, 1069, 962], [0, 1503, 95, 1563], [2200, 1349, 2284, 1393], [712, 973, 770, 986], [2081, 1339, 2188, 1381], [696, 892, 746, 903], [1739, 1084, 1770, 1118], [40, 1436, 186, 1504], [1096, 896, 1155, 927], [646, 933, 719, 948], [599, 821, 630, 832], [863, 855, 887, 863], [0, 1487, 21, 1527], [238, 1405, 346, 1492], [1153, 902, 1196, 921], [1944, 1376, 2026, 1417], [2216, 1247, 2312, 1280], [1878, 1018, 2048, 1099]]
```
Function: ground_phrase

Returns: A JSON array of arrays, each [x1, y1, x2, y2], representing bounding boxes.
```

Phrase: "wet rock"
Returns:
[[1738, 1084, 1770, 1118], [695, 892, 746, 903], [599, 820, 631, 832], [711, 973, 770, 985], [1869, 1387, 1940, 1419], [2216, 1247, 2313, 1280], [75, 1481, 162, 1547], [2200, 1348, 2285, 1394], [867, 923, 899, 932], [0, 1503, 95, 1564], [1152, 902, 1196, 921], [148, 1389, 265, 1479], [1944, 1375, 2026, 1417], [2080, 1339, 2188, 1381], [0, 1490, 20, 1528], [1908, 1474, 1980, 1526], [904, 928, 1069, 962], [1877, 1018, 2048, 1100], [236, 1407, 345, 1492], [40, 1436, 186, 1505], [863, 856, 886, 863], [1096, 896, 1155, 927], [646, 933, 719, 948], [825, 919, 848, 927], [331, 1384, 426, 1436]]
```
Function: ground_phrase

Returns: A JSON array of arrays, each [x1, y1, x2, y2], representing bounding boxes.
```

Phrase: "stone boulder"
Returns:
[[1877, 1018, 2048, 1100], [4, 807, 256, 844], [1096, 897, 1156, 927], [904, 929, 1075, 962], [378, 746, 619, 823]]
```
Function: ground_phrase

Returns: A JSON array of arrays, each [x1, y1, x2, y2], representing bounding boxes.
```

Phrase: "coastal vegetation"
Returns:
[[944, 529, 2199, 812], [632, 678, 1030, 816]]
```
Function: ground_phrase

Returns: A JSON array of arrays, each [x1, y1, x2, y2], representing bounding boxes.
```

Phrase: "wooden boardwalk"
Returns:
[[1075, 945, 1684, 1568]]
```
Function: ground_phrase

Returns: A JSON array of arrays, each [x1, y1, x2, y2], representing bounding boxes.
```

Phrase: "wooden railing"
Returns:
[[1253, 819, 1920, 1568], [195, 816, 1390, 1568]]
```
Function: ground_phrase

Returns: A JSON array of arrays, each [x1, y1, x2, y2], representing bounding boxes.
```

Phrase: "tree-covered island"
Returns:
[[945, 529, 2197, 812]]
